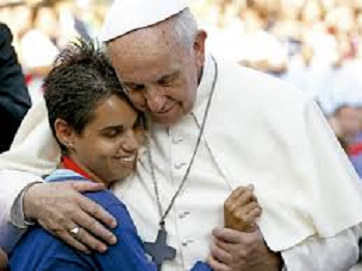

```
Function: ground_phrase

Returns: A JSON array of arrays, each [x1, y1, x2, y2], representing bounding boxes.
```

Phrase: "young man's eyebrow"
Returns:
[[101, 125, 124, 132]]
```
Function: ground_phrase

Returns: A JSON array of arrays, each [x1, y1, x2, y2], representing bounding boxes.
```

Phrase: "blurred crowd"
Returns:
[[2, 0, 362, 177], [0, 0, 108, 102]]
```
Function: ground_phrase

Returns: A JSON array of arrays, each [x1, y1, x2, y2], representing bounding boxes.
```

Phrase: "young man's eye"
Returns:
[[104, 128, 123, 138]]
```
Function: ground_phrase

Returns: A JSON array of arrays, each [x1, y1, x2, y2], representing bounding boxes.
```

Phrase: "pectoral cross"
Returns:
[[144, 227, 176, 271]]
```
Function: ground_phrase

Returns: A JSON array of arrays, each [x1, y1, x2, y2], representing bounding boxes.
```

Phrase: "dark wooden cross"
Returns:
[[144, 227, 176, 271]]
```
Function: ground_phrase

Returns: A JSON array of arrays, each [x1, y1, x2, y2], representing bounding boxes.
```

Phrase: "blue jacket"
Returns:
[[10, 169, 211, 271]]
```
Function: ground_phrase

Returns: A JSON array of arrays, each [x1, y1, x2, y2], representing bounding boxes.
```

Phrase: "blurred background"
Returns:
[[2, 0, 362, 176]]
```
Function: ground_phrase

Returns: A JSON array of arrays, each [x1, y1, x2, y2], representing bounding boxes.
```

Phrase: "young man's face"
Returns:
[[108, 25, 206, 125], [67, 95, 145, 184]]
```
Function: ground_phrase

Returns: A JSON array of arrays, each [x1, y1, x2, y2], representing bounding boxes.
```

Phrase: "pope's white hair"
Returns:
[[171, 8, 198, 49]]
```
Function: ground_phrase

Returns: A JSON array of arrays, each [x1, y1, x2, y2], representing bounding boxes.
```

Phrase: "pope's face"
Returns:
[[108, 25, 206, 125], [65, 95, 145, 184]]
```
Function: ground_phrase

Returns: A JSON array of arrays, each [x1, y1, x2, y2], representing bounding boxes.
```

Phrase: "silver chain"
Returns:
[[147, 56, 219, 229]]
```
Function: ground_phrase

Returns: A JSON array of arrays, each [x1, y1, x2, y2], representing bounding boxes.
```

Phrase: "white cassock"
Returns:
[[1, 54, 362, 271]]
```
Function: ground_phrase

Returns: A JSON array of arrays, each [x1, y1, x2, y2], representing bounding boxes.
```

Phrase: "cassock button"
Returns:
[[179, 211, 190, 219], [182, 240, 194, 247], [172, 138, 183, 144]]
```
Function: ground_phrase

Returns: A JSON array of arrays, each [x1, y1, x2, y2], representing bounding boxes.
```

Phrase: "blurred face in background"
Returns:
[[34, 6, 59, 39], [334, 105, 361, 139], [300, 1, 324, 25]]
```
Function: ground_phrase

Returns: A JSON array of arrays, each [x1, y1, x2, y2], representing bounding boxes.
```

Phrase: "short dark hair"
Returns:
[[44, 39, 131, 153]]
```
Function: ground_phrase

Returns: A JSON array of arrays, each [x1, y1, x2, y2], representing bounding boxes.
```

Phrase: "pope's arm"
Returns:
[[282, 225, 362, 270], [0, 100, 118, 253], [279, 98, 362, 270], [209, 92, 362, 271]]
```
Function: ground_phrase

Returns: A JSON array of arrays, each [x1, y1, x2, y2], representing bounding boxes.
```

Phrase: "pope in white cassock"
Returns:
[[1, 0, 362, 270]]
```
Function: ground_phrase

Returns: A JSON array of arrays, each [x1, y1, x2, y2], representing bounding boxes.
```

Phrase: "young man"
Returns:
[[1, 0, 362, 270]]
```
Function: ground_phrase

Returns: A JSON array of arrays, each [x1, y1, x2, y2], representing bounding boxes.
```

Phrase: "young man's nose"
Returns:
[[122, 130, 140, 152]]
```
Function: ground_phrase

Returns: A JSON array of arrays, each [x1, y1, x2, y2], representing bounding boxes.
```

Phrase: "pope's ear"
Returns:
[[193, 29, 207, 68], [54, 119, 76, 148]]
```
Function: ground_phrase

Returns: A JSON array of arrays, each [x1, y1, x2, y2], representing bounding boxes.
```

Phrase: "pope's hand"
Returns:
[[23, 182, 118, 253], [208, 227, 282, 271], [0, 248, 8, 271]]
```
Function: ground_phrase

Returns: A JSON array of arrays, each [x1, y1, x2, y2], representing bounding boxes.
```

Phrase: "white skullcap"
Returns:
[[100, 0, 189, 42]]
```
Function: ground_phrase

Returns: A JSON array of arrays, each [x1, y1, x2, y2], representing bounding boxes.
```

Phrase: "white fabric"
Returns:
[[282, 225, 362, 271], [1, 55, 362, 270], [100, 0, 188, 42]]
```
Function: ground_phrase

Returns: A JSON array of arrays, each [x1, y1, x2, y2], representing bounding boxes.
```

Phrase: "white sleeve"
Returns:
[[0, 99, 60, 175], [0, 100, 60, 231], [0, 170, 42, 228], [281, 225, 362, 271]]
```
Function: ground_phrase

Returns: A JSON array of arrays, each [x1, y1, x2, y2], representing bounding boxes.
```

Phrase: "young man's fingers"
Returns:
[[56, 229, 90, 254], [224, 186, 254, 211], [232, 189, 256, 209], [235, 202, 261, 217]]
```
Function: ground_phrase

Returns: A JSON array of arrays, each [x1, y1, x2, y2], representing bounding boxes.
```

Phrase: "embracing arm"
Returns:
[[281, 225, 361, 271], [209, 222, 361, 271]]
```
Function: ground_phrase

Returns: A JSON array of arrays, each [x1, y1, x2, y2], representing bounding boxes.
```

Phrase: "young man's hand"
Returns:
[[224, 185, 261, 232]]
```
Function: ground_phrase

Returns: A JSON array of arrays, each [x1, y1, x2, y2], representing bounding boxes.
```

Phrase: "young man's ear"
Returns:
[[54, 119, 75, 149], [193, 29, 207, 69]]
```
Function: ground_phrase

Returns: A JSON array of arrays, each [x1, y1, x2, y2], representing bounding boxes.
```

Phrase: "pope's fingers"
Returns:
[[207, 255, 232, 271], [77, 196, 117, 245], [38, 219, 90, 254], [77, 195, 117, 228], [70, 225, 108, 253], [214, 239, 234, 254], [213, 227, 245, 244], [210, 242, 233, 264], [68, 181, 106, 192], [58, 230, 91, 254]]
